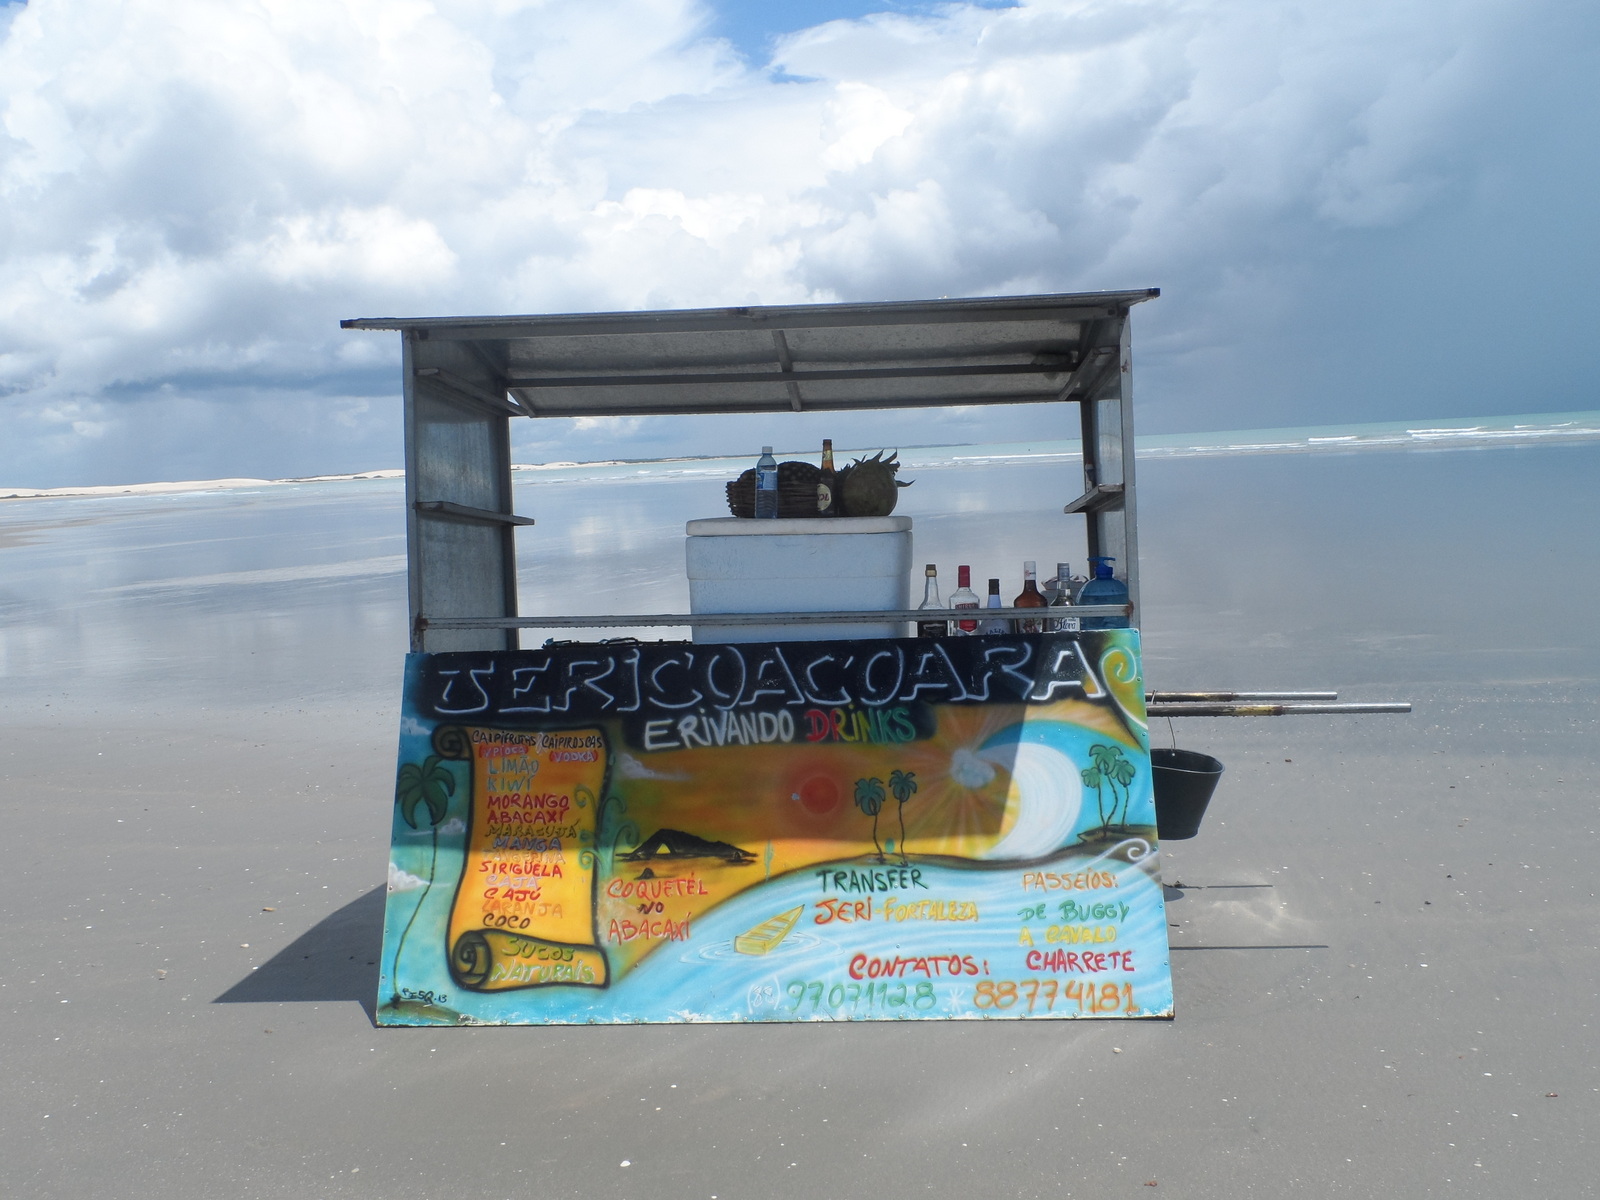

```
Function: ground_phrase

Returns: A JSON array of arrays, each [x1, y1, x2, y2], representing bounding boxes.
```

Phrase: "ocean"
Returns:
[[4, 409, 1597, 716]]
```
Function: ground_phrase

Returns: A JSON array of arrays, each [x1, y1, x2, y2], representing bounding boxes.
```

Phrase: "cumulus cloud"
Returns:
[[0, 0, 1593, 485], [387, 861, 427, 892], [615, 751, 689, 781]]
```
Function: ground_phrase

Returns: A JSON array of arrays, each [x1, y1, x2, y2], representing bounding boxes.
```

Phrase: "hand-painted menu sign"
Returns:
[[380, 631, 1173, 1025]]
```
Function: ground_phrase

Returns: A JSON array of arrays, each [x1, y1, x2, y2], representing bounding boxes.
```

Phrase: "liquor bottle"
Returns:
[[980, 578, 1010, 635], [1012, 560, 1047, 633], [949, 566, 980, 634], [1048, 561, 1080, 631], [916, 564, 944, 637], [1042, 563, 1069, 607], [816, 439, 839, 516], [1078, 556, 1131, 629], [755, 445, 778, 518]]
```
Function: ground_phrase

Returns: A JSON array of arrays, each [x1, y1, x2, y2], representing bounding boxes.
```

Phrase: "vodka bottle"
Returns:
[[755, 446, 778, 518], [1047, 561, 1079, 631], [1013, 560, 1047, 633], [816, 439, 839, 516], [916, 564, 944, 637], [1042, 563, 1070, 606], [980, 578, 1010, 635], [949, 565, 980, 634]]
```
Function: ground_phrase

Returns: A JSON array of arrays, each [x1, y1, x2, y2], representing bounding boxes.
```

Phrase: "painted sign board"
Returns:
[[380, 631, 1173, 1025]]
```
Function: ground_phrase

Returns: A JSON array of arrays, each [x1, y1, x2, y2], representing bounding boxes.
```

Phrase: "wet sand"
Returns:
[[2, 444, 1597, 1197]]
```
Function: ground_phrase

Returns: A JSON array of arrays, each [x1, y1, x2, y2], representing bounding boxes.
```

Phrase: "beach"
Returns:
[[2, 426, 1597, 1197]]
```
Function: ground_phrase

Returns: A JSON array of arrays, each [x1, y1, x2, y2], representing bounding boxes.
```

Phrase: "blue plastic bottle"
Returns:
[[755, 446, 779, 518], [1077, 556, 1130, 629]]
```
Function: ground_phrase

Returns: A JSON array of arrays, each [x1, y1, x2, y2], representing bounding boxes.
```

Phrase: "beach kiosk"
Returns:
[[343, 292, 1401, 1027]]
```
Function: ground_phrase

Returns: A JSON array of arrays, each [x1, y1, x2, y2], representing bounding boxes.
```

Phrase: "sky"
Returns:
[[0, 0, 1596, 487]]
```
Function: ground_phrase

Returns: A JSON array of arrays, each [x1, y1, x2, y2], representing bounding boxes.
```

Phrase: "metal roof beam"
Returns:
[[340, 289, 1159, 340], [502, 391, 1069, 418], [504, 361, 1072, 389], [771, 329, 804, 412]]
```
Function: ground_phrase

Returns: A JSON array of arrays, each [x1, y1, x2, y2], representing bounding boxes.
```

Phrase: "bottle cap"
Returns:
[[761, 446, 772, 454], [925, 563, 936, 574], [1023, 560, 1036, 575], [958, 565, 971, 587], [988, 578, 1000, 590]]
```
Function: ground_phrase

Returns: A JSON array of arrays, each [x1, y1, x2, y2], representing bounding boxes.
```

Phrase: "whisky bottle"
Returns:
[[1013, 560, 1047, 633]]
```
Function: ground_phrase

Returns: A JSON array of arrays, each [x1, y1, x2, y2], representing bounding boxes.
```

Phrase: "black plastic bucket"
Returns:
[[1150, 748, 1224, 840]]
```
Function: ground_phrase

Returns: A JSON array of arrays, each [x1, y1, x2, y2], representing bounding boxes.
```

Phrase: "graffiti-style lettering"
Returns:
[[645, 652, 702, 709], [776, 978, 938, 1014], [881, 897, 979, 922], [1042, 924, 1118, 944], [1024, 949, 1136, 974], [606, 914, 693, 944], [604, 877, 710, 899], [737, 649, 806, 708], [433, 666, 494, 714], [1056, 899, 1130, 923], [1028, 642, 1106, 701], [418, 635, 1139, 724], [963, 643, 1033, 702], [814, 897, 872, 924], [897, 644, 971, 702], [385, 632, 1171, 1026], [697, 646, 746, 710], [1020, 870, 1119, 892], [816, 867, 929, 893], [802, 706, 916, 744], [847, 953, 980, 980]]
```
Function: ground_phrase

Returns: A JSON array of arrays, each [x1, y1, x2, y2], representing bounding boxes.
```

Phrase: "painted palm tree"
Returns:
[[1081, 761, 1108, 837], [888, 768, 919, 864], [1087, 743, 1137, 833], [854, 776, 888, 863], [391, 754, 456, 1003], [1106, 748, 1137, 828]]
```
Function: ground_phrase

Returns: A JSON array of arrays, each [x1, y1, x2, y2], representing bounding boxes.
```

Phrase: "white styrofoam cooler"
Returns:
[[685, 516, 912, 643]]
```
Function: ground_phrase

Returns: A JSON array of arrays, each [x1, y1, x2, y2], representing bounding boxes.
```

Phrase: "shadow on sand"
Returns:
[[214, 885, 384, 1024]]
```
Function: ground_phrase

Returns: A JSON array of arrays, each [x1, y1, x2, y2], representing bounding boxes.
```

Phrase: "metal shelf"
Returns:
[[418, 605, 1133, 631]]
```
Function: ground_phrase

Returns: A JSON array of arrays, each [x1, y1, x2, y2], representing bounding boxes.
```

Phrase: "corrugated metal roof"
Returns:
[[341, 289, 1157, 418]]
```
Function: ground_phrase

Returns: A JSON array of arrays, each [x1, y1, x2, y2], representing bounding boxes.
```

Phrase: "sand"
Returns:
[[2, 443, 1597, 1197]]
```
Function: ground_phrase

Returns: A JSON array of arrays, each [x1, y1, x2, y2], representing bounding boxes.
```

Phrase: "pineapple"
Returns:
[[835, 450, 913, 517]]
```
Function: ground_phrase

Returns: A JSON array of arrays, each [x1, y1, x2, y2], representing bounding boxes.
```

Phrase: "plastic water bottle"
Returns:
[[755, 446, 778, 518], [1077, 556, 1130, 629]]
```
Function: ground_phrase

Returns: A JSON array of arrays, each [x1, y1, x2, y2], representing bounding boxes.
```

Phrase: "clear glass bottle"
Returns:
[[1013, 560, 1047, 633], [949, 565, 979, 634], [755, 445, 778, 518], [1042, 563, 1069, 607], [980, 577, 1009, 635], [1048, 560, 1080, 631], [916, 564, 944, 637], [817, 438, 838, 516]]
